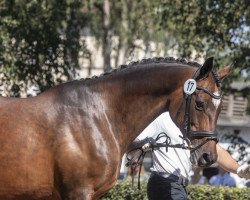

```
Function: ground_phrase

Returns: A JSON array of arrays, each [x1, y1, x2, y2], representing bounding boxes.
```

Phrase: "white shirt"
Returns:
[[138, 112, 191, 178]]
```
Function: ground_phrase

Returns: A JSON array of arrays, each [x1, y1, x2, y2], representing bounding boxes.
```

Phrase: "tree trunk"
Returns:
[[102, 0, 112, 72]]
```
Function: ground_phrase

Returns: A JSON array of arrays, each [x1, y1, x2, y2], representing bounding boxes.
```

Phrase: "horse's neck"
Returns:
[[96, 65, 195, 152], [51, 65, 195, 153]]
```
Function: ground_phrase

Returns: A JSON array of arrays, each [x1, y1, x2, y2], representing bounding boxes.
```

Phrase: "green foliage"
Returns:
[[101, 180, 147, 200], [188, 185, 250, 200], [0, 0, 249, 96], [100, 180, 250, 200], [159, 0, 250, 73], [84, 0, 164, 69], [0, 0, 89, 95]]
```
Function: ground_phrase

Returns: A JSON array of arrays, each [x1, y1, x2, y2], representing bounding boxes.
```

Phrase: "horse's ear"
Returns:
[[192, 57, 214, 80], [218, 63, 234, 80], [197, 57, 214, 79]]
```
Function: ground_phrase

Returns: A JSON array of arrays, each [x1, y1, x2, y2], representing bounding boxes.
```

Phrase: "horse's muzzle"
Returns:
[[197, 152, 217, 167]]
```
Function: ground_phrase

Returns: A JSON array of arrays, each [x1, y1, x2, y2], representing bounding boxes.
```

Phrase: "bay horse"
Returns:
[[0, 57, 231, 200]]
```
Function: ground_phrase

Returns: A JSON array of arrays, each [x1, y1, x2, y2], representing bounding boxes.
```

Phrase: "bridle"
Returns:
[[126, 67, 223, 190], [175, 67, 222, 153]]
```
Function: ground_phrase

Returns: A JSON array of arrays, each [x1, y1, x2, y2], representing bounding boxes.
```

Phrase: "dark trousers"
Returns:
[[147, 172, 188, 200]]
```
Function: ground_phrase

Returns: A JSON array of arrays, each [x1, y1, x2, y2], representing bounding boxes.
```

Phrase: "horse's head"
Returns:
[[170, 57, 232, 167]]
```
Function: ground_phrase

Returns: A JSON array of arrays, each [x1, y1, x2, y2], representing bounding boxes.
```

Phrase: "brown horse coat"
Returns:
[[0, 57, 231, 199]]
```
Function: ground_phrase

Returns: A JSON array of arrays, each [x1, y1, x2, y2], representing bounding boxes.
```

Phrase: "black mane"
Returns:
[[82, 57, 202, 81]]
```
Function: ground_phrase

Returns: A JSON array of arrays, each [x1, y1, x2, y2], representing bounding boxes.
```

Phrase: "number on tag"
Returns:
[[183, 79, 197, 95]]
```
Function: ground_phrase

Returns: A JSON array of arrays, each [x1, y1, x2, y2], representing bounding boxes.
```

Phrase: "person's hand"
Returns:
[[141, 137, 157, 152], [237, 164, 250, 179]]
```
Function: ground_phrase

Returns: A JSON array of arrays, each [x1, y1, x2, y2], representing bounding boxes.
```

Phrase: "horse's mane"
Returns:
[[82, 57, 202, 82]]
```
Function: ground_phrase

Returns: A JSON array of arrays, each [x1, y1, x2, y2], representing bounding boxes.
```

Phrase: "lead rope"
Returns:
[[126, 149, 146, 190], [126, 132, 190, 190]]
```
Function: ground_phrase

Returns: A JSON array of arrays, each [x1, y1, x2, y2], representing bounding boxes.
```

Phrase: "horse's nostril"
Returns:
[[198, 152, 217, 167], [202, 153, 211, 162]]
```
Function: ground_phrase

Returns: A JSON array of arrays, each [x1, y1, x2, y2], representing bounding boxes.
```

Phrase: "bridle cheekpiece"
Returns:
[[181, 67, 221, 153]]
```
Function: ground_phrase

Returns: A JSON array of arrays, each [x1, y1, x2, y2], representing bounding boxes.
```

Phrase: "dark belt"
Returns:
[[152, 171, 189, 186]]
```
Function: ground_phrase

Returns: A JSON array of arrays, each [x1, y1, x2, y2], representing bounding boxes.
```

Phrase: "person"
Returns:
[[209, 166, 236, 187], [128, 112, 250, 200]]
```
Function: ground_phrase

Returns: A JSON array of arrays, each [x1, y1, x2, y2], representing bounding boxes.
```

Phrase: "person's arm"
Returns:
[[127, 138, 144, 152], [126, 137, 156, 168], [216, 143, 250, 179], [127, 137, 156, 153], [216, 144, 239, 174]]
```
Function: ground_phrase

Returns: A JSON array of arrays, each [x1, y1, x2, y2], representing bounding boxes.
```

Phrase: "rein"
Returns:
[[126, 131, 202, 190], [126, 149, 146, 190], [126, 131, 216, 190]]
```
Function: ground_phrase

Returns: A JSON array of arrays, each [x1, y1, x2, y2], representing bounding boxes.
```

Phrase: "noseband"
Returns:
[[176, 68, 221, 152]]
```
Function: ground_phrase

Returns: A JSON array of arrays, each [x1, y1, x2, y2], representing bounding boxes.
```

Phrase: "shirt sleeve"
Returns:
[[137, 113, 174, 140], [137, 120, 160, 140], [137, 115, 165, 140]]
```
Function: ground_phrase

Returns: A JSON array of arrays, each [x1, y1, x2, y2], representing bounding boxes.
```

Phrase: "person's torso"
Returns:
[[138, 112, 191, 178]]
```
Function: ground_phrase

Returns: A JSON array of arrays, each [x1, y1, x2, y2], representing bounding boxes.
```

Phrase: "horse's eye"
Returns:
[[195, 101, 205, 111]]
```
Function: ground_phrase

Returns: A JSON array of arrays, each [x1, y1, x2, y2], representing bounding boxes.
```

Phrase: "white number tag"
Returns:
[[183, 79, 197, 95]]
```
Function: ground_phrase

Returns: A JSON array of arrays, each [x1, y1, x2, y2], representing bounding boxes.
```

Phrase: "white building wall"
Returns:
[[77, 36, 203, 78]]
